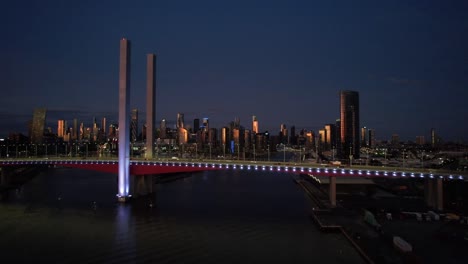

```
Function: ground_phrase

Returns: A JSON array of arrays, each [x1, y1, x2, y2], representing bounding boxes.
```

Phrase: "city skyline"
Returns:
[[1, 1, 468, 141]]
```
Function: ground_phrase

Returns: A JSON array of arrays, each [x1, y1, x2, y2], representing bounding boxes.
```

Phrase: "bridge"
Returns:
[[1, 157, 466, 211]]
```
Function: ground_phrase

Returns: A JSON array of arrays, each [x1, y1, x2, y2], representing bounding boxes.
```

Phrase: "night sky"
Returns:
[[1, 0, 467, 141]]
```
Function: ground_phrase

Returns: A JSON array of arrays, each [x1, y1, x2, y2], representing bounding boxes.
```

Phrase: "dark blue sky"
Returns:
[[1, 0, 467, 141]]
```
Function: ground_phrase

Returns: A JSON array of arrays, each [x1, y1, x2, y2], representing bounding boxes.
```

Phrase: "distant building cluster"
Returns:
[[3, 39, 453, 163]]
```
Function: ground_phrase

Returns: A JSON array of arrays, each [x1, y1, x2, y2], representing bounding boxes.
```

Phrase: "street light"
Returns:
[[253, 143, 256, 161], [209, 142, 212, 160], [421, 150, 424, 169], [402, 150, 405, 168], [267, 145, 270, 162], [284, 144, 287, 163], [366, 149, 369, 166]]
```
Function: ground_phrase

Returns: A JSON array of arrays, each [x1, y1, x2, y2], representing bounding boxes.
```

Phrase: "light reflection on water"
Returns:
[[0, 167, 364, 263]]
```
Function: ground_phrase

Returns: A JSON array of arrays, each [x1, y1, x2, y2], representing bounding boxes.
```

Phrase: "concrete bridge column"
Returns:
[[424, 178, 435, 208], [329, 176, 336, 208], [144, 175, 153, 194], [134, 175, 154, 197], [436, 178, 444, 211], [135, 176, 148, 196], [0, 167, 12, 186]]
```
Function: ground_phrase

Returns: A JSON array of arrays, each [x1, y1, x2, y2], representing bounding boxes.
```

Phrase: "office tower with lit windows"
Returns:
[[160, 119, 167, 139], [252, 116, 259, 134], [416, 136, 425, 145], [324, 124, 336, 150], [177, 113, 185, 129], [57, 120, 65, 138], [361, 126, 367, 147], [202, 118, 209, 131], [30, 108, 47, 144], [340, 90, 360, 158], [368, 129, 375, 148], [280, 124, 288, 144]]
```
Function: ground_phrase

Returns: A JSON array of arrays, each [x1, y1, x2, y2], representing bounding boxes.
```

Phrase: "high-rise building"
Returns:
[[202, 118, 209, 131], [340, 90, 360, 158], [177, 113, 184, 129], [30, 108, 47, 144], [160, 119, 167, 139], [280, 124, 288, 144], [234, 117, 240, 128], [101, 117, 106, 134], [290, 125, 296, 145], [368, 129, 375, 148], [361, 127, 367, 147], [391, 134, 400, 146], [431, 128, 436, 148], [416, 136, 425, 145], [318, 129, 326, 150], [193, 118, 200, 133], [335, 119, 341, 156], [252, 116, 259, 134], [131, 109, 138, 142], [324, 124, 336, 150], [72, 118, 78, 141], [221, 127, 230, 154], [57, 120, 65, 138]]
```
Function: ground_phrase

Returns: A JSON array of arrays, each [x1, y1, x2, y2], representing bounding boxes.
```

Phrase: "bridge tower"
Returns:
[[117, 38, 131, 202], [146, 54, 156, 159]]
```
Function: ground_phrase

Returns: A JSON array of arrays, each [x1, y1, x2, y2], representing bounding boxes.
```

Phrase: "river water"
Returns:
[[0, 165, 364, 263]]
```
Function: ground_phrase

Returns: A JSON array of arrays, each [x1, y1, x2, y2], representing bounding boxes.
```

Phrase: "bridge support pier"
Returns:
[[425, 178, 434, 208], [329, 176, 336, 208], [424, 178, 444, 211], [436, 178, 443, 211], [0, 167, 12, 186], [134, 175, 154, 197]]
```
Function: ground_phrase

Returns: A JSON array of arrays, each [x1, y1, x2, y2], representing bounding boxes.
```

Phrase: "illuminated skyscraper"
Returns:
[[57, 120, 65, 138], [252, 116, 259, 134], [324, 124, 336, 150], [177, 113, 185, 129], [202, 118, 209, 131], [361, 126, 367, 147], [31, 108, 47, 144], [160, 119, 167, 139], [101, 117, 106, 134], [340, 90, 360, 158]]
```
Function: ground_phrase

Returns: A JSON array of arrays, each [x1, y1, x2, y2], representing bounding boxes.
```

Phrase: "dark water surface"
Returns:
[[0, 168, 364, 263]]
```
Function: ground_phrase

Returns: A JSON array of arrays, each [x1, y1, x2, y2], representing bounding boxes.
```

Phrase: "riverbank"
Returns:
[[296, 173, 468, 263]]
